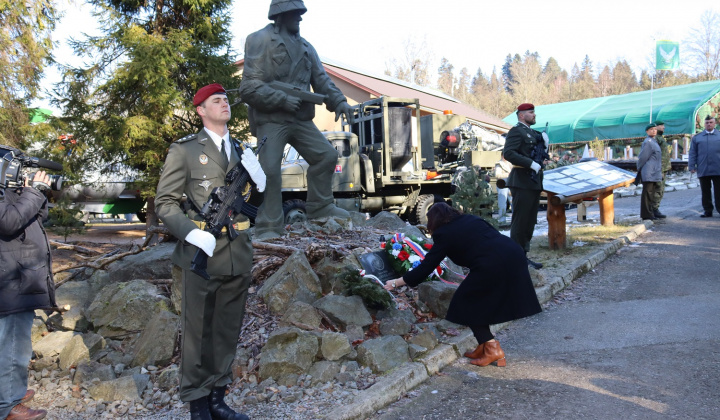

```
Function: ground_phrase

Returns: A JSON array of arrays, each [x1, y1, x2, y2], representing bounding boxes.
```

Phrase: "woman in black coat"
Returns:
[[384, 203, 541, 367]]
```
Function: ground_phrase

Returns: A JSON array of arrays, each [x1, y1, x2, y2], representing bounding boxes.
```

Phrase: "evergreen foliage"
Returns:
[[46, 196, 86, 242], [339, 266, 392, 310], [0, 0, 58, 148], [450, 167, 498, 228], [50, 0, 245, 203]]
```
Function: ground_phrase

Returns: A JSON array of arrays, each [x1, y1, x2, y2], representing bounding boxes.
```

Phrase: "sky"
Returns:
[[37, 0, 719, 114]]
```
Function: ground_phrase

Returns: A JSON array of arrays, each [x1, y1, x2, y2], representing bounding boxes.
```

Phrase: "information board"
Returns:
[[543, 160, 636, 196]]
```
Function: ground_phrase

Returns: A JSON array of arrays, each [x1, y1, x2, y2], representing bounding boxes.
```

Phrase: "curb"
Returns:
[[324, 221, 651, 420]]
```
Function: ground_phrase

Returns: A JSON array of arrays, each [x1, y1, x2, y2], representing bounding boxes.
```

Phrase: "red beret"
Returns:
[[517, 103, 534, 112], [193, 83, 227, 106]]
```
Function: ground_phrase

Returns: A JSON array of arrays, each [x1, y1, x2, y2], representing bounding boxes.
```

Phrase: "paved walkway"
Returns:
[[373, 188, 720, 419]]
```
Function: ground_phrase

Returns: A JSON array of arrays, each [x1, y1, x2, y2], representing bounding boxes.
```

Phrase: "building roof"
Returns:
[[503, 79, 720, 143], [235, 57, 511, 133]]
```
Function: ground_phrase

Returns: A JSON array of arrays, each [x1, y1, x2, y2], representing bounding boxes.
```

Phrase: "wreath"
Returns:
[[381, 233, 450, 283]]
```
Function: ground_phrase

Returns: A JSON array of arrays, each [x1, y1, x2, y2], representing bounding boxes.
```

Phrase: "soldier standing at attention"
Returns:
[[240, 0, 355, 240], [652, 120, 669, 218], [155, 84, 266, 420], [503, 103, 545, 269]]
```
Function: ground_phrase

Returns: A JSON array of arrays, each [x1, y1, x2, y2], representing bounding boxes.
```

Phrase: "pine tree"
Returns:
[[46, 196, 86, 242], [0, 0, 58, 148], [450, 167, 497, 228], [51, 0, 244, 229]]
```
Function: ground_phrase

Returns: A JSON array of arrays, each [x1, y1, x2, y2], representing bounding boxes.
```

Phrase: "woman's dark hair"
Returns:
[[426, 202, 462, 232]]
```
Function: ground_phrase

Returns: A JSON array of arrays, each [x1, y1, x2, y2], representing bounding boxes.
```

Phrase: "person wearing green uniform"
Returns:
[[652, 120, 670, 218], [503, 103, 545, 269], [239, 0, 354, 240], [155, 84, 266, 420]]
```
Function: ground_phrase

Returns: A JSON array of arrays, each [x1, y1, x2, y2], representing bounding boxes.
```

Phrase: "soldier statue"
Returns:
[[240, 0, 354, 240]]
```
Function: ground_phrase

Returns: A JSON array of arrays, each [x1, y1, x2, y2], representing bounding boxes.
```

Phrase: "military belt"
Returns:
[[192, 220, 250, 232], [512, 165, 526, 169]]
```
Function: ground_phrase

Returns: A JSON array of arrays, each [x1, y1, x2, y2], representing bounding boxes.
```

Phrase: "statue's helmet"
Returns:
[[268, 0, 307, 20]]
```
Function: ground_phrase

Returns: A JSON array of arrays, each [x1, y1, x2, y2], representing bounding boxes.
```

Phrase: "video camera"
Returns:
[[0, 145, 64, 191]]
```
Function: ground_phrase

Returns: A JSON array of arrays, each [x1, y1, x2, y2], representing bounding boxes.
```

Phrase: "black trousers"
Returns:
[[509, 187, 541, 253], [641, 182, 660, 219], [470, 325, 494, 344], [699, 175, 720, 214]]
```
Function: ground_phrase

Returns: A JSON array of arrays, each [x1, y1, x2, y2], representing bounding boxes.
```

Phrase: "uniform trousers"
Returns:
[[509, 187, 541, 253], [255, 120, 338, 237], [641, 182, 660, 219], [0, 311, 34, 419], [699, 175, 720, 214], [653, 175, 666, 211], [179, 269, 251, 402]]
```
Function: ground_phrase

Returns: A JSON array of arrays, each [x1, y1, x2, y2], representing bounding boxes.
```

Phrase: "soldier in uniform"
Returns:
[[503, 103, 545, 269], [652, 120, 670, 218], [240, 0, 354, 240], [155, 84, 266, 420]]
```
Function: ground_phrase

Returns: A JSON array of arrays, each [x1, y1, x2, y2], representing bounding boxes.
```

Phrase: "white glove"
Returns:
[[241, 148, 266, 193], [530, 161, 541, 174], [541, 132, 549, 152], [185, 229, 216, 257]]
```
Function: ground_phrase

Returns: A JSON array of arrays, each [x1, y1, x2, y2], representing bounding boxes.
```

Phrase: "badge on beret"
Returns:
[[199, 154, 208, 164], [199, 180, 212, 192], [527, 134, 532, 138]]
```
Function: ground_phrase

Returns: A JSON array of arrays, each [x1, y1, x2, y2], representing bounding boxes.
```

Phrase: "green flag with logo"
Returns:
[[656, 40, 679, 70]]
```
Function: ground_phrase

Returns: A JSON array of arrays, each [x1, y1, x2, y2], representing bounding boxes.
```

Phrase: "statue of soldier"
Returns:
[[652, 120, 671, 218], [240, 0, 354, 240]]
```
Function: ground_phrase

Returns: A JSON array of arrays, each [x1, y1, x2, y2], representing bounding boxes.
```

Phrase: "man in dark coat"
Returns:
[[502, 103, 546, 269], [155, 84, 265, 420], [652, 120, 670, 218], [0, 170, 56, 420], [384, 203, 541, 367], [239, 0, 354, 240], [689, 115, 720, 217]]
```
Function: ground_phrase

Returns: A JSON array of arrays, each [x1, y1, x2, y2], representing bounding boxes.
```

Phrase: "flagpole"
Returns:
[[650, 71, 654, 124]]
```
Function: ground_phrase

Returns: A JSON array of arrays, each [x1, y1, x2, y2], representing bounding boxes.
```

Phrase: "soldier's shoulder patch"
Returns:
[[176, 133, 198, 144]]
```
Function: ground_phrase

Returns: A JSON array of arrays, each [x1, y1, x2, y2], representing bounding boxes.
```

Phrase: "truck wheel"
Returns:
[[136, 209, 147, 223], [283, 199, 307, 224], [411, 194, 438, 225]]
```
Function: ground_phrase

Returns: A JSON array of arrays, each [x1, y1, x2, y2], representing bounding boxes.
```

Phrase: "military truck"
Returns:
[[266, 96, 501, 225]]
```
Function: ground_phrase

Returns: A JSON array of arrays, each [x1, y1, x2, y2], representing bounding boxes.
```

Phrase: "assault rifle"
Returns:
[[529, 122, 550, 183], [269, 81, 326, 105], [190, 136, 267, 280]]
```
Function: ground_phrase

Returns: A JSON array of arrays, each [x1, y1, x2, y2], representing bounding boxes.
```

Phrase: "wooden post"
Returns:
[[546, 192, 567, 250], [598, 191, 614, 226]]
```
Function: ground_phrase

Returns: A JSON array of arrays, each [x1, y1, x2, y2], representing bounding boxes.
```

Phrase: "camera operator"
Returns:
[[0, 170, 56, 420]]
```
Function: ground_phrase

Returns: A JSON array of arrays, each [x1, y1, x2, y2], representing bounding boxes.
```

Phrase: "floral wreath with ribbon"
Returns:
[[381, 233, 464, 285]]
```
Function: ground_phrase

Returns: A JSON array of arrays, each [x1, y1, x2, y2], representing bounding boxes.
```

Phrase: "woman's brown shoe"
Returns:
[[463, 343, 485, 359], [469, 340, 506, 367]]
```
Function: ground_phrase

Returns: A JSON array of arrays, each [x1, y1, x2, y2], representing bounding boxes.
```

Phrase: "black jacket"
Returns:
[[403, 214, 541, 326], [0, 187, 56, 315], [503, 123, 544, 191]]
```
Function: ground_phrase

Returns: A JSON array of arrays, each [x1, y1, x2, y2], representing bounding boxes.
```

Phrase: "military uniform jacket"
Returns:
[[239, 23, 347, 129], [503, 123, 544, 191], [637, 137, 662, 183], [155, 128, 252, 276]]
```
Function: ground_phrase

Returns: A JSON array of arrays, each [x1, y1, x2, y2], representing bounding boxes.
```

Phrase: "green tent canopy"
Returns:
[[29, 108, 53, 123], [503, 79, 720, 144]]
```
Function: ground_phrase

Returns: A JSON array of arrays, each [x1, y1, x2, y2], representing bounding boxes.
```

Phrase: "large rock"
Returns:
[[105, 242, 174, 282], [58, 333, 106, 370], [259, 327, 318, 381], [86, 280, 171, 336], [379, 317, 413, 336], [33, 331, 76, 359], [131, 310, 179, 367], [409, 329, 439, 351], [87, 270, 112, 298], [48, 306, 91, 332], [313, 295, 372, 329], [348, 211, 368, 228], [31, 318, 48, 344], [279, 301, 322, 331], [313, 258, 348, 295], [156, 366, 179, 391], [366, 211, 407, 231], [356, 336, 409, 373], [258, 250, 322, 315], [307, 361, 341, 385], [418, 281, 457, 318], [86, 374, 149, 402], [48, 281, 93, 332], [73, 361, 115, 385], [320, 331, 352, 361]]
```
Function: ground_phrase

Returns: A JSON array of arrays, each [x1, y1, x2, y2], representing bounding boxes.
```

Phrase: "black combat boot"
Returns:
[[208, 386, 249, 420], [188, 396, 213, 420]]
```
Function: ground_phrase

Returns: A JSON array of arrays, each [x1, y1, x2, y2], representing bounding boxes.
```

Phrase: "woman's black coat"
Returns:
[[403, 214, 541, 326]]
